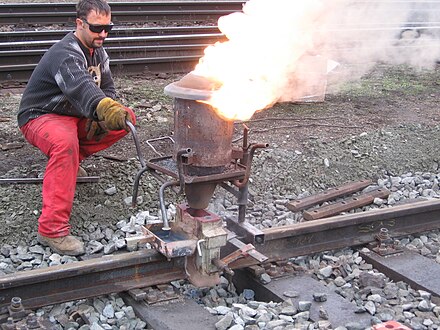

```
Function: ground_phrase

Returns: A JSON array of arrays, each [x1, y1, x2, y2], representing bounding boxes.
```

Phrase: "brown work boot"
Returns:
[[37, 233, 85, 256], [77, 166, 88, 177]]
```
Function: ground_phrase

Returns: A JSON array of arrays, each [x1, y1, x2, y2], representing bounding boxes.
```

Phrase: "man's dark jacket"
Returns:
[[18, 31, 115, 127]]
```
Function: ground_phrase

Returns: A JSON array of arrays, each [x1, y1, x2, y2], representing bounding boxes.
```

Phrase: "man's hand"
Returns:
[[96, 97, 133, 131], [85, 119, 109, 142]]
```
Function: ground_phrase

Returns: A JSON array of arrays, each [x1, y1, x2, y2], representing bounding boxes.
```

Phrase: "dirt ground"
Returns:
[[1, 63, 440, 245]]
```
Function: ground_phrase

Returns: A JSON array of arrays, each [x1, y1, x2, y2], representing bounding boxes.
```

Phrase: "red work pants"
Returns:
[[20, 110, 136, 237]]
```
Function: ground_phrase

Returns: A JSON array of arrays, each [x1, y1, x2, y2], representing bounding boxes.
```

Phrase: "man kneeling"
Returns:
[[17, 0, 135, 256]]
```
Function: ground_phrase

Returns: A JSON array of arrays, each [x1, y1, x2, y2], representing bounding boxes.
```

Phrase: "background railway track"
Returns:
[[2, 1, 440, 85], [0, 1, 240, 83], [1, 28, 226, 82], [0, 1, 245, 25]]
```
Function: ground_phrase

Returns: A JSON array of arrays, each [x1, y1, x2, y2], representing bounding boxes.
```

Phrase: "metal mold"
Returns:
[[173, 97, 233, 171], [142, 225, 197, 259], [125, 76, 268, 286]]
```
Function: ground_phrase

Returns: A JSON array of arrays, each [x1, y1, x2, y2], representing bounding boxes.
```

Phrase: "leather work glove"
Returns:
[[85, 119, 109, 142], [95, 97, 133, 131]]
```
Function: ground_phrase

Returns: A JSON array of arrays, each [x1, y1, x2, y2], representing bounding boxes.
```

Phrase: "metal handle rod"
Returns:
[[131, 166, 150, 207], [176, 148, 192, 194], [159, 181, 179, 231], [233, 143, 269, 188], [126, 120, 146, 168]]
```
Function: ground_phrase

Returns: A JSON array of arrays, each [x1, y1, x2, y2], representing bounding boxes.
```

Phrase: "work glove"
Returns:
[[95, 97, 133, 131], [85, 119, 109, 142]]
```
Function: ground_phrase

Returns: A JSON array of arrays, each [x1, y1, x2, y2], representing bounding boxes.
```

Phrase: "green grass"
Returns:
[[336, 65, 435, 98]]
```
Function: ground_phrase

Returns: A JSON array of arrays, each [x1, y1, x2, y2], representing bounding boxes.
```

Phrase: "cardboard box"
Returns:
[[280, 55, 337, 103]]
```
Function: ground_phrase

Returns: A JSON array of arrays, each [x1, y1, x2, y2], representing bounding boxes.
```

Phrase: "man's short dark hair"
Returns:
[[76, 0, 111, 19]]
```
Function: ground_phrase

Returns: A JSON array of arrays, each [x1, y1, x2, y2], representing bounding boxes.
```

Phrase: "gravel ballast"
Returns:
[[2, 58, 440, 329]]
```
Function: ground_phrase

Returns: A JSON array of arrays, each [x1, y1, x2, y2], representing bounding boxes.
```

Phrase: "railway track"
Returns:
[[1, 198, 440, 328], [0, 1, 245, 25], [0, 25, 221, 42], [4, 26, 440, 85], [0, 1, 239, 83], [3, 1, 440, 85], [0, 27, 226, 82]]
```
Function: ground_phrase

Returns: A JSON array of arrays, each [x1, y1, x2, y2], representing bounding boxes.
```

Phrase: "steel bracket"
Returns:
[[370, 227, 403, 256], [225, 216, 265, 245]]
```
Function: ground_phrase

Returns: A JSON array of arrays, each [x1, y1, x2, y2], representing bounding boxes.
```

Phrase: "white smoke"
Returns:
[[290, 0, 440, 100], [317, 0, 440, 81], [192, 0, 440, 119]]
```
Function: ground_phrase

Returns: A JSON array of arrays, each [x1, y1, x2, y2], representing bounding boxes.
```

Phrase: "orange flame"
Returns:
[[193, 0, 327, 121]]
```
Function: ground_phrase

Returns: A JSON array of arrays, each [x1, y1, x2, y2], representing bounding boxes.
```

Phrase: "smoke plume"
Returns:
[[191, 0, 440, 120]]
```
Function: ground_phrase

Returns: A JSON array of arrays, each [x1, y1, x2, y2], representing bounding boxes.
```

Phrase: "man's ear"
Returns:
[[75, 17, 84, 30]]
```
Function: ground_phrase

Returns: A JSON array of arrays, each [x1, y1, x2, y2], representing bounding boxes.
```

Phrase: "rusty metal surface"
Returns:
[[360, 247, 440, 299], [226, 237, 268, 264], [173, 98, 234, 170], [303, 187, 390, 220], [2, 200, 440, 311], [146, 157, 246, 183], [286, 179, 373, 212], [225, 216, 265, 244], [229, 199, 440, 269], [0, 250, 186, 310], [184, 182, 218, 209], [232, 271, 371, 328], [143, 225, 197, 259]]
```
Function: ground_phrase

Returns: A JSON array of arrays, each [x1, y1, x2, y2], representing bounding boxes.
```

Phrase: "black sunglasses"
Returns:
[[82, 18, 113, 33]]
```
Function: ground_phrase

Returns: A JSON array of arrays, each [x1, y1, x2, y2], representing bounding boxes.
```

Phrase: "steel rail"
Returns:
[[0, 1, 245, 25], [4, 41, 440, 83], [4, 26, 440, 84], [1, 44, 209, 65], [1, 23, 438, 45], [0, 0, 437, 16], [0, 22, 437, 44], [0, 26, 220, 42], [0, 33, 225, 50], [2, 43, 206, 61], [0, 10, 234, 25], [228, 198, 440, 269], [2, 20, 440, 84], [5, 34, 440, 53], [0, 249, 186, 310], [1, 55, 202, 82], [0, 33, 226, 81], [1, 24, 438, 45], [0, 1, 245, 14], [1, 199, 440, 310], [1, 0, 438, 14]]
